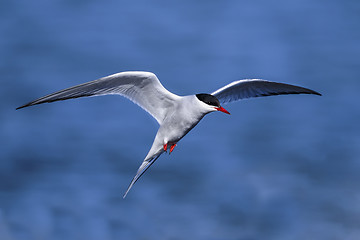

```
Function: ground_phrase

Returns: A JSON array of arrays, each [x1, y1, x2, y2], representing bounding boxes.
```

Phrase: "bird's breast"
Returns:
[[160, 105, 206, 143]]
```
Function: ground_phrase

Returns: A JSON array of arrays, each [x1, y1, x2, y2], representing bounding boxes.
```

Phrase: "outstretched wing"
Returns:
[[17, 71, 180, 124], [211, 79, 321, 104]]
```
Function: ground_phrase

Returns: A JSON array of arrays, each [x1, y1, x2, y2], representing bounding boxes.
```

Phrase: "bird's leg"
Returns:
[[170, 143, 177, 154], [163, 143, 168, 152]]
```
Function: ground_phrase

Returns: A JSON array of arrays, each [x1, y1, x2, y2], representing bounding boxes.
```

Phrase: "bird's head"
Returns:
[[196, 93, 230, 114]]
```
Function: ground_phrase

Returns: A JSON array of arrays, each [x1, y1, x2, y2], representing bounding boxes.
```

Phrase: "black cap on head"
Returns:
[[196, 94, 221, 107]]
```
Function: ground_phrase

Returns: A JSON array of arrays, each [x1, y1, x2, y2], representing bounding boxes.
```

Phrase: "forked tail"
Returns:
[[123, 152, 164, 198]]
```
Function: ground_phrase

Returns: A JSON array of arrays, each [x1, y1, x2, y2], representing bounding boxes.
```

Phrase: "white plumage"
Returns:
[[17, 71, 321, 198]]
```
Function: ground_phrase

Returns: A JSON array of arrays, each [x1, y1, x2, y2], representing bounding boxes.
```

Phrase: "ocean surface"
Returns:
[[1, 0, 360, 239]]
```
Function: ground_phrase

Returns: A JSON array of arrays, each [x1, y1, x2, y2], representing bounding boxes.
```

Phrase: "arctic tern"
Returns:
[[17, 71, 321, 198]]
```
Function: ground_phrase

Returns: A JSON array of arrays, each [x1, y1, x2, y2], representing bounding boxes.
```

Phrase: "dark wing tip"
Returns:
[[268, 85, 322, 97], [279, 83, 322, 97], [16, 100, 50, 110], [16, 93, 93, 110], [291, 89, 322, 96], [312, 90, 322, 96], [16, 103, 33, 110], [258, 89, 321, 98], [297, 88, 322, 96]]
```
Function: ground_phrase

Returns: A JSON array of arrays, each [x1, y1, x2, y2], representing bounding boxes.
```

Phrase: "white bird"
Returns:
[[17, 71, 321, 198]]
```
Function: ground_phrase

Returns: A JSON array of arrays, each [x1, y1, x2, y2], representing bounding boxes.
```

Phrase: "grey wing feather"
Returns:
[[211, 79, 321, 104], [17, 71, 180, 124]]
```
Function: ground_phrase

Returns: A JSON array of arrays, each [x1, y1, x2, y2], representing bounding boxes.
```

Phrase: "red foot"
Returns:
[[163, 143, 168, 151], [170, 144, 177, 153]]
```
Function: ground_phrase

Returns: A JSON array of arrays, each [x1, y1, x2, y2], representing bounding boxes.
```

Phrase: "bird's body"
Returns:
[[17, 71, 321, 197], [147, 95, 207, 159]]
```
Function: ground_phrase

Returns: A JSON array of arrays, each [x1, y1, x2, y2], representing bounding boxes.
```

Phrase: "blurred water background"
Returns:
[[1, 0, 360, 239]]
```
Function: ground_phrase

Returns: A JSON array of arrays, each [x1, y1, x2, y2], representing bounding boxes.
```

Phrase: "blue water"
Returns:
[[1, 0, 360, 239]]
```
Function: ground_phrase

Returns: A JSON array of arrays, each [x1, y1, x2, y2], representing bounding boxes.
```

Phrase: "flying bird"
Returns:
[[17, 71, 321, 197]]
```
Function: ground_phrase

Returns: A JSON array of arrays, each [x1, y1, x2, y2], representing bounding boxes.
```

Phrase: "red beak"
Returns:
[[215, 106, 230, 114]]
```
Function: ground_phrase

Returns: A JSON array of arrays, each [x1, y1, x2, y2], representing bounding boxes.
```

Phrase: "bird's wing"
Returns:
[[211, 79, 321, 104], [17, 71, 180, 124], [123, 152, 164, 198]]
